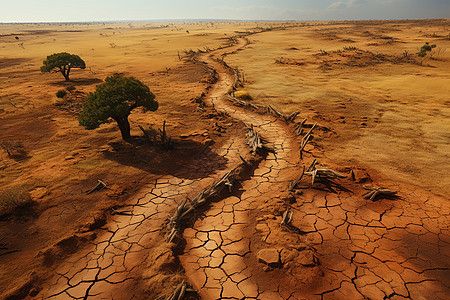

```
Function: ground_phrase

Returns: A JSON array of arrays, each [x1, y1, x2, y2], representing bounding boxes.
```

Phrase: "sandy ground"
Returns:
[[225, 19, 450, 197], [0, 21, 262, 298], [0, 20, 449, 299]]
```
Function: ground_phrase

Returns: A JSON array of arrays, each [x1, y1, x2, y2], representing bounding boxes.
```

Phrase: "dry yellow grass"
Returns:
[[226, 19, 450, 196]]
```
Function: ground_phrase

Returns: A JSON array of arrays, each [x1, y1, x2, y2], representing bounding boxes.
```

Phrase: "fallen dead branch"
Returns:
[[245, 123, 264, 152], [167, 168, 239, 244], [305, 167, 347, 185], [161, 280, 197, 300], [167, 126, 268, 245], [288, 165, 305, 192], [302, 164, 350, 193], [283, 111, 300, 123], [363, 186, 397, 201], [281, 209, 294, 226], [86, 180, 106, 194], [295, 118, 307, 136], [300, 122, 317, 158]]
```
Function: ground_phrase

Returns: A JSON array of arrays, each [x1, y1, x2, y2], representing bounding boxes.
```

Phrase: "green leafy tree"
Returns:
[[78, 75, 158, 140], [40, 52, 86, 81], [417, 42, 436, 57]]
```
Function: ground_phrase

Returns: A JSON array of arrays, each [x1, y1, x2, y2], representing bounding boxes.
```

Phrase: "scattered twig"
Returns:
[[281, 209, 294, 226], [363, 186, 397, 201], [305, 168, 347, 185], [288, 165, 305, 191], [86, 180, 107, 194]]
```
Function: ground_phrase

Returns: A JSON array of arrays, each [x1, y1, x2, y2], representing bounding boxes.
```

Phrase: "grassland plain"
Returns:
[[0, 19, 449, 299], [0, 21, 268, 298], [226, 19, 450, 197]]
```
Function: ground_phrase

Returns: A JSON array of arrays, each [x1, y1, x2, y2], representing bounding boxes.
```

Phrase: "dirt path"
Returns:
[[37, 139, 249, 299], [180, 39, 301, 299], [37, 37, 449, 300], [181, 38, 450, 300]]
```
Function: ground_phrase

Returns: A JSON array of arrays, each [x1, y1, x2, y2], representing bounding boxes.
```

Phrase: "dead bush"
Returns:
[[0, 185, 33, 215], [235, 90, 253, 101]]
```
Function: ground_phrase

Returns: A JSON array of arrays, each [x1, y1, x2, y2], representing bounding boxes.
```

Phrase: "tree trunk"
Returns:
[[61, 69, 70, 81], [114, 116, 131, 141], [59, 66, 70, 81]]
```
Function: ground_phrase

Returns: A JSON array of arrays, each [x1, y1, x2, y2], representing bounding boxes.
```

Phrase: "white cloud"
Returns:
[[328, 0, 360, 10], [210, 5, 314, 20]]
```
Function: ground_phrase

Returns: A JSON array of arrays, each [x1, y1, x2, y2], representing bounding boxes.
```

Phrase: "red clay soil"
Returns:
[[180, 38, 450, 299], [2, 34, 448, 300]]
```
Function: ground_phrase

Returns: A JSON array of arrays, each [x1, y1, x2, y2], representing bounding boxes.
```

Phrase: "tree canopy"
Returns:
[[40, 52, 86, 81], [78, 74, 158, 140]]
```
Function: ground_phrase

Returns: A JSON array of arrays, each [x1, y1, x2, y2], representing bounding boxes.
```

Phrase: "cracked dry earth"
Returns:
[[38, 138, 249, 299], [180, 40, 450, 299], [38, 38, 449, 299]]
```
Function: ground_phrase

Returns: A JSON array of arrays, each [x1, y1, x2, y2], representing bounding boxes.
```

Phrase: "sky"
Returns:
[[0, 0, 449, 23]]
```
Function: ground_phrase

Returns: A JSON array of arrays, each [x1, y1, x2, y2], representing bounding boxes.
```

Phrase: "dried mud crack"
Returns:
[[180, 38, 450, 300], [36, 36, 449, 300]]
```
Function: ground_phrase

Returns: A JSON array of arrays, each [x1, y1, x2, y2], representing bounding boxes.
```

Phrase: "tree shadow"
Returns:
[[103, 137, 229, 180], [50, 77, 103, 87]]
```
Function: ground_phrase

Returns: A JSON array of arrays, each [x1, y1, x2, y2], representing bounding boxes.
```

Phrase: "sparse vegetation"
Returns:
[[40, 52, 86, 81], [56, 89, 67, 99], [417, 42, 436, 57], [0, 185, 33, 215], [78, 74, 158, 140], [235, 90, 253, 101]]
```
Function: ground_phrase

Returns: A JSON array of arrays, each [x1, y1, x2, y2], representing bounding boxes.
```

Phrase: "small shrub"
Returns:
[[235, 90, 253, 101], [0, 185, 32, 214], [417, 42, 436, 57], [56, 89, 67, 98], [66, 85, 76, 92]]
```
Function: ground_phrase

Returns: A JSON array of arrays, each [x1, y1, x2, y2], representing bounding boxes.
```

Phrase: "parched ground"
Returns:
[[226, 19, 450, 197], [0, 20, 449, 300]]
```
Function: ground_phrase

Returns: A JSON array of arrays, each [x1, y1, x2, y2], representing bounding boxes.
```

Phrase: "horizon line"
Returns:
[[1, 17, 448, 25]]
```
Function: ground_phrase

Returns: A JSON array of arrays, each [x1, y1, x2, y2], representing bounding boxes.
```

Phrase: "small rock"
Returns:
[[30, 187, 48, 200], [297, 250, 317, 267], [258, 248, 281, 267], [64, 155, 75, 160], [361, 122, 367, 126], [204, 139, 214, 145], [263, 265, 272, 272], [180, 134, 189, 138], [255, 223, 268, 232]]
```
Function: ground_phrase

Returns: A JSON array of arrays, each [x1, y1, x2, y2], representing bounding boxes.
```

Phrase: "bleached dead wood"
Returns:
[[165, 281, 194, 300], [295, 118, 307, 136], [283, 111, 300, 123], [300, 122, 317, 158], [87, 180, 106, 194], [288, 165, 305, 191], [281, 209, 294, 226], [267, 105, 282, 118], [245, 123, 267, 152], [167, 168, 240, 243], [363, 187, 397, 201], [305, 167, 347, 185]]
